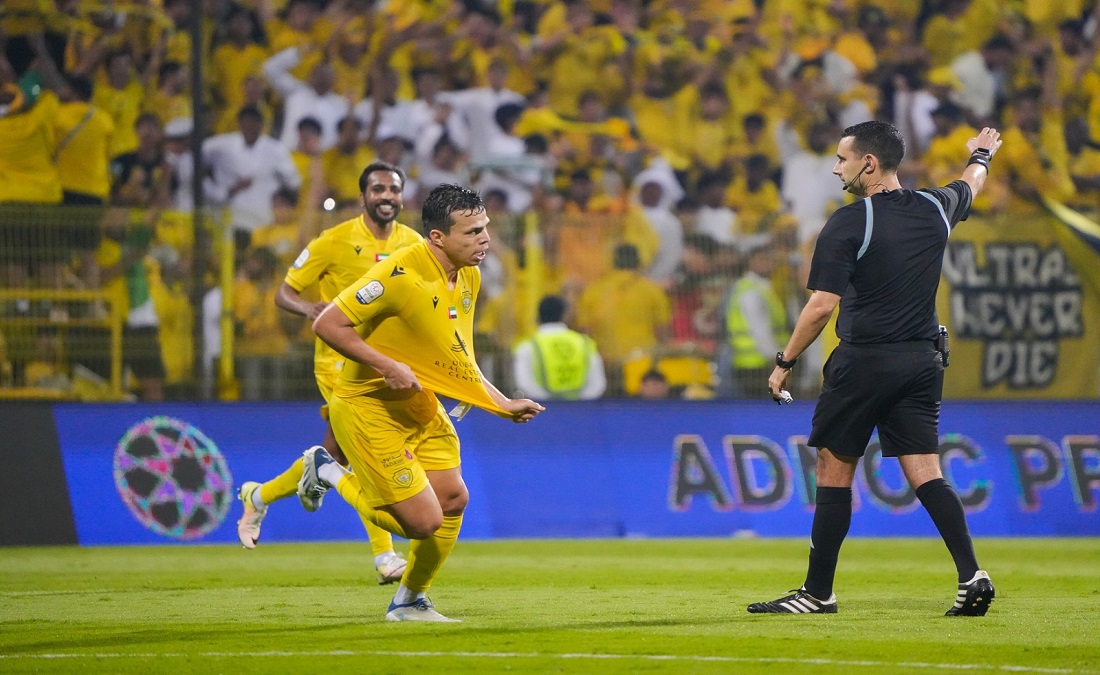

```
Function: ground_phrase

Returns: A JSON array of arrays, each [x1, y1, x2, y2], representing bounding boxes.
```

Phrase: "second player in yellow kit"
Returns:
[[235, 162, 420, 585]]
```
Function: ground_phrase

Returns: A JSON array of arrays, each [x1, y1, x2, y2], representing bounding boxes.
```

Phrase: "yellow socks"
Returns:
[[258, 459, 304, 504], [334, 473, 409, 539], [363, 518, 395, 556], [259, 455, 397, 556], [401, 514, 462, 593]]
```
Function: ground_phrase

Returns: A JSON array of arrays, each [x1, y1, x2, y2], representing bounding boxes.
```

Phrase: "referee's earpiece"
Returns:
[[842, 161, 873, 193]]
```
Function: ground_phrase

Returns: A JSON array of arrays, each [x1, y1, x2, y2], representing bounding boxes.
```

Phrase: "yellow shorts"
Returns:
[[314, 358, 342, 421], [328, 389, 460, 507]]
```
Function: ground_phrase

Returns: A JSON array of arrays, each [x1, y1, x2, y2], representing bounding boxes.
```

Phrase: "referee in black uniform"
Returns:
[[748, 121, 1003, 616]]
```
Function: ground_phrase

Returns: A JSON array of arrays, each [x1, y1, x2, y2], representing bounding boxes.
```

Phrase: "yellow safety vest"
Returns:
[[530, 329, 595, 399], [726, 275, 789, 369]]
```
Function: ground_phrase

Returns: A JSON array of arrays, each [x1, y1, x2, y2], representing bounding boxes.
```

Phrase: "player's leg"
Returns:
[[385, 406, 465, 622]]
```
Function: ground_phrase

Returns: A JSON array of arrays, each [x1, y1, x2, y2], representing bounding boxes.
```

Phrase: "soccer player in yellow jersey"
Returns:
[[235, 162, 421, 585], [304, 184, 544, 621]]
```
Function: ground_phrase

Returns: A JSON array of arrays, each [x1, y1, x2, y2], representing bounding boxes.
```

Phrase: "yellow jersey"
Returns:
[[0, 91, 61, 204], [54, 102, 115, 198], [332, 240, 509, 416], [285, 215, 422, 384]]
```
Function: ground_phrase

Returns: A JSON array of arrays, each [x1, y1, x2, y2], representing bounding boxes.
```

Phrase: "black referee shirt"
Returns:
[[807, 180, 973, 344]]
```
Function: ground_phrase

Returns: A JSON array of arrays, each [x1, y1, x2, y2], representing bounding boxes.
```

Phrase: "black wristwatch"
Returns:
[[775, 351, 797, 369]]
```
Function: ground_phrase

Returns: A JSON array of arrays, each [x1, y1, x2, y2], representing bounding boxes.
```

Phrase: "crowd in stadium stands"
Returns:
[[1, 0, 1098, 401]]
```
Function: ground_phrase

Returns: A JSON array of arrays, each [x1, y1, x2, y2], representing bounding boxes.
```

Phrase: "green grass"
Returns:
[[1, 538, 1098, 674]]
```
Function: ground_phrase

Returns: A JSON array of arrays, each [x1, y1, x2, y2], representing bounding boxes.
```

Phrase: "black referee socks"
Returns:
[[804, 486, 853, 600], [916, 478, 980, 583]]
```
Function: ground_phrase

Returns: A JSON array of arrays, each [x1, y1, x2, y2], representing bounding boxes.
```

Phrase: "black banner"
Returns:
[[0, 403, 78, 545]]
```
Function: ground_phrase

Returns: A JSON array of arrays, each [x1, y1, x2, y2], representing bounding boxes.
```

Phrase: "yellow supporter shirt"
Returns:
[[0, 91, 61, 204], [726, 177, 782, 234], [234, 278, 289, 356], [320, 145, 375, 205], [575, 269, 671, 363], [209, 42, 269, 124], [284, 215, 422, 387], [332, 240, 509, 416], [92, 78, 144, 158], [54, 102, 115, 198], [143, 91, 192, 126]]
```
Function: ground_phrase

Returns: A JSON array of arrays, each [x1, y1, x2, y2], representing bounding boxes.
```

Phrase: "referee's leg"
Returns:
[[899, 454, 981, 584], [803, 449, 858, 601]]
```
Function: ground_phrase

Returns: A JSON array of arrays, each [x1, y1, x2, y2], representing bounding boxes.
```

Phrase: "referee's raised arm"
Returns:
[[960, 127, 1003, 198]]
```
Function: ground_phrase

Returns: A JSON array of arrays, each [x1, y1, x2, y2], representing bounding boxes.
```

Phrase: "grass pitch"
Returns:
[[1, 538, 1098, 674]]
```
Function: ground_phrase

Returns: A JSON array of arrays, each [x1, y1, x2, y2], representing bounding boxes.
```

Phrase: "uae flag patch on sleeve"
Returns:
[[448, 306, 458, 319]]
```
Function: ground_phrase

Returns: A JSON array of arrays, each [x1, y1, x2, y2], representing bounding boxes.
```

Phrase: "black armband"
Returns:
[[775, 351, 797, 369], [967, 148, 991, 171]]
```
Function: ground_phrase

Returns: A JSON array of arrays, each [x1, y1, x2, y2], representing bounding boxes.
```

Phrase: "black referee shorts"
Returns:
[[807, 341, 943, 458]]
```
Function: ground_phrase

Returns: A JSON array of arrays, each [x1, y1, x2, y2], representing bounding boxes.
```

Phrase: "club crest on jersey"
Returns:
[[375, 252, 390, 262], [461, 290, 473, 314], [392, 468, 413, 488], [355, 280, 385, 304], [292, 248, 310, 269]]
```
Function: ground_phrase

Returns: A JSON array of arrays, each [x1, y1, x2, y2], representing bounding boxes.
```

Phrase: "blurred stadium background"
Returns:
[[1, 0, 1098, 403]]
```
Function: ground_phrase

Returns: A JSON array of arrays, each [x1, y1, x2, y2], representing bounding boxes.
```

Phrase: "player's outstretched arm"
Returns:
[[313, 303, 421, 392], [479, 369, 545, 423], [960, 127, 1002, 199]]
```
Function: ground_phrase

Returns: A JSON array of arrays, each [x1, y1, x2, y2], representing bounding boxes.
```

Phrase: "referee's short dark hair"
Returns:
[[358, 161, 407, 193], [842, 120, 905, 172]]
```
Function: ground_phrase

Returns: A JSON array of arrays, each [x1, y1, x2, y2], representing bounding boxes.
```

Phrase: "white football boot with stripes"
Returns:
[[747, 587, 838, 614], [945, 570, 994, 616]]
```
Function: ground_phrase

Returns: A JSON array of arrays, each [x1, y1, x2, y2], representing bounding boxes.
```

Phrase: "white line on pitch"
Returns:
[[0, 650, 1089, 673]]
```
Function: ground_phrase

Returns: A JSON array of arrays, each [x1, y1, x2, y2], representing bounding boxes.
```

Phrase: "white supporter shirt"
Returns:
[[203, 131, 301, 231], [643, 206, 684, 283], [437, 86, 525, 161], [263, 47, 350, 150]]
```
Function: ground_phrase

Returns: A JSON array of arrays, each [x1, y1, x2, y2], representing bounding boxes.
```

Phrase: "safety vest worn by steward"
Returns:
[[527, 329, 597, 399], [726, 274, 789, 369]]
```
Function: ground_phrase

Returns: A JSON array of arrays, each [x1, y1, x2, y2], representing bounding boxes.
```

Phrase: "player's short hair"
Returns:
[[422, 184, 485, 235], [358, 161, 406, 193], [842, 120, 905, 172]]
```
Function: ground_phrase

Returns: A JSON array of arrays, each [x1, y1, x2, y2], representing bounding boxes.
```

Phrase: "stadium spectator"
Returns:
[[203, 105, 301, 238], [694, 172, 739, 246], [635, 179, 683, 286], [727, 154, 784, 235], [636, 369, 670, 399], [92, 50, 145, 159], [110, 113, 170, 208], [143, 61, 191, 126], [55, 74, 114, 289], [233, 246, 293, 400], [321, 116, 372, 209], [576, 243, 671, 394], [94, 210, 165, 402], [513, 295, 606, 401], [0, 37, 66, 291], [304, 183, 545, 622], [949, 35, 1015, 123], [209, 6, 268, 135], [723, 236, 789, 399], [438, 58, 526, 163], [263, 45, 348, 150]]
